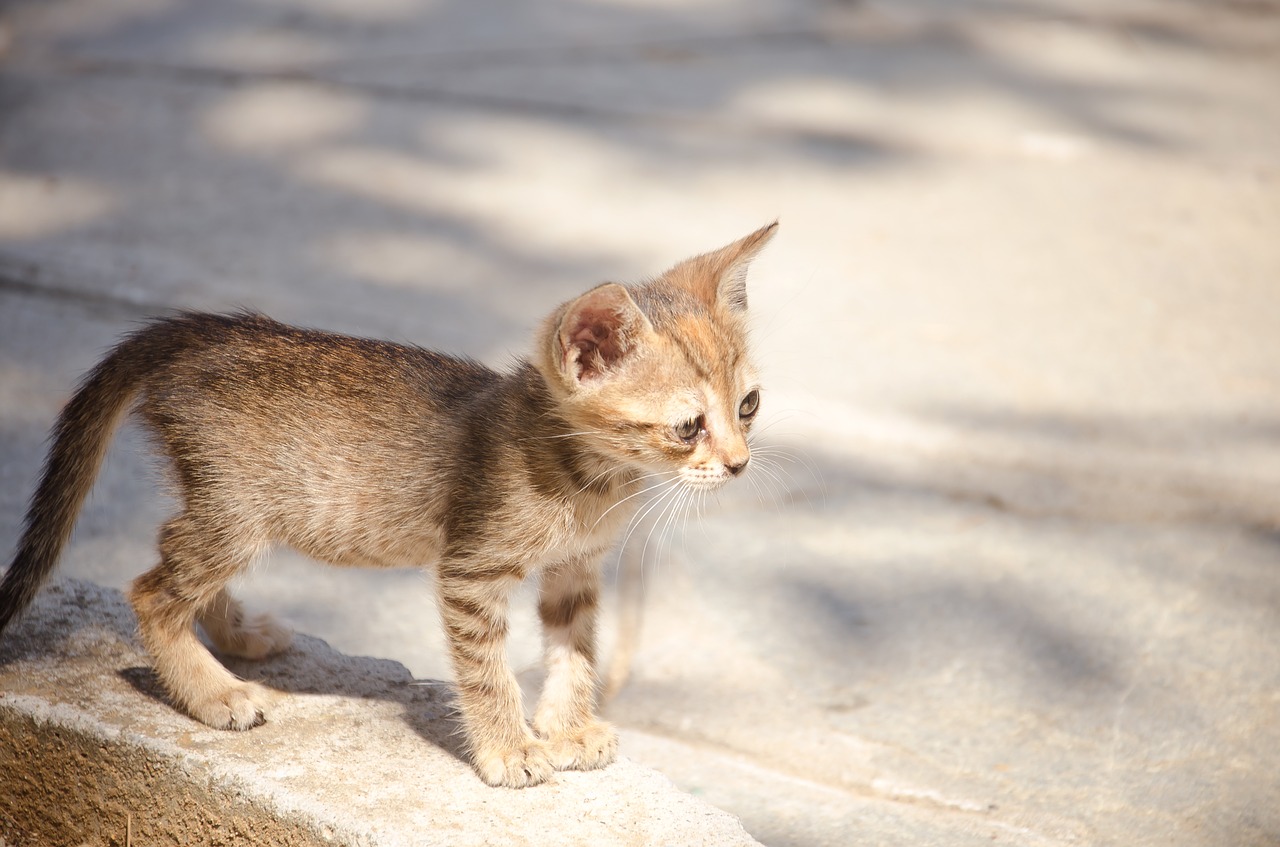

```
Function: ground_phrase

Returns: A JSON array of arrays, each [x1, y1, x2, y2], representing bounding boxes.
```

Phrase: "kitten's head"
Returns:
[[536, 222, 777, 490]]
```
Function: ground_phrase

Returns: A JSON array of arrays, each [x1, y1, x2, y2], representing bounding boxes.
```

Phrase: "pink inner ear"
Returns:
[[564, 306, 628, 381]]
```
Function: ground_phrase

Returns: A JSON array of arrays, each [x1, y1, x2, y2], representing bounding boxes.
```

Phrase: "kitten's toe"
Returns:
[[473, 737, 555, 788], [189, 681, 275, 731], [542, 720, 619, 772]]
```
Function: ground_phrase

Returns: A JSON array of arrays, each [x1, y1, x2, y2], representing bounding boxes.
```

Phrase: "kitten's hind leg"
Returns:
[[130, 516, 276, 731], [198, 587, 292, 660]]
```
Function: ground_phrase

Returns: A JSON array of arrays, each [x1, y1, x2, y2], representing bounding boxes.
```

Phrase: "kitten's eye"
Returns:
[[674, 416, 703, 443], [739, 390, 761, 420]]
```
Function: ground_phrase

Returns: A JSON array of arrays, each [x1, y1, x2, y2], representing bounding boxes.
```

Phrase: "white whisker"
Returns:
[[748, 456, 790, 510], [656, 489, 690, 586], [590, 471, 679, 530], [570, 465, 623, 498], [751, 443, 826, 504], [641, 483, 691, 591], [750, 409, 815, 439], [613, 479, 683, 589], [518, 430, 605, 443]]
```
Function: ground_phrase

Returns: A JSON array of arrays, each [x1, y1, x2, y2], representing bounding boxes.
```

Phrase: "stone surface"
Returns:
[[1, 0, 1279, 845], [0, 580, 759, 847]]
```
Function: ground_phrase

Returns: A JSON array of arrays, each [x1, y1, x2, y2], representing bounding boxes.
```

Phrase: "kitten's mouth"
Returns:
[[678, 469, 737, 492]]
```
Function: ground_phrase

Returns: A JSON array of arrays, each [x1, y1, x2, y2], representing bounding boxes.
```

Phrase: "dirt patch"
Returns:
[[0, 705, 331, 847]]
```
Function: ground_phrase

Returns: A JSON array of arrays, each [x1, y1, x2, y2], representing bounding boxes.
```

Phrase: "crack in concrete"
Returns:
[[286, 27, 836, 73], [56, 55, 907, 156], [0, 257, 170, 317]]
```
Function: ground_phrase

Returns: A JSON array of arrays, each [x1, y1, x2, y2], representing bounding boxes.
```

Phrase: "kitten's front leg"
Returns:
[[437, 566, 553, 788], [533, 556, 618, 771]]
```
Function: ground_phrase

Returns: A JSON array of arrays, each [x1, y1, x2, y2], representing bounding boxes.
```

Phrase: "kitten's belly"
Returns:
[[271, 492, 447, 570], [287, 525, 444, 570], [250, 449, 450, 569]]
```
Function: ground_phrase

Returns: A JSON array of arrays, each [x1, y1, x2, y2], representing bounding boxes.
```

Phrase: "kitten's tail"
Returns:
[[0, 329, 154, 636]]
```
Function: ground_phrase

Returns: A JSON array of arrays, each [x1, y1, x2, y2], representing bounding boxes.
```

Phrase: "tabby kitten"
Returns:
[[0, 223, 776, 787]]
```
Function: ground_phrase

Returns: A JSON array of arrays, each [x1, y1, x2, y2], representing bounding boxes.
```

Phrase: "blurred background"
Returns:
[[1, 1, 1278, 845]]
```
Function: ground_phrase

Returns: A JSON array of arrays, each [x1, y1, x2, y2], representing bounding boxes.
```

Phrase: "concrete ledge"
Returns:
[[0, 580, 759, 847]]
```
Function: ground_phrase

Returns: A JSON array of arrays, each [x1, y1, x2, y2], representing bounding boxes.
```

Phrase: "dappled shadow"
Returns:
[[817, 401, 1280, 569], [778, 567, 1120, 695], [108, 621, 473, 765], [720, 400, 1280, 685], [118, 663, 167, 701], [0, 579, 470, 766], [222, 633, 470, 765], [2, 1, 1278, 843], [913, 403, 1280, 456], [17, 0, 1271, 153], [3, 0, 1273, 354], [600, 397, 1280, 844]]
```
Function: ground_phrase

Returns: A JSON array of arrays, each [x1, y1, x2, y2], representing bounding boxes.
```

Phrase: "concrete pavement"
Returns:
[[2, 1, 1278, 844], [1, 580, 761, 847]]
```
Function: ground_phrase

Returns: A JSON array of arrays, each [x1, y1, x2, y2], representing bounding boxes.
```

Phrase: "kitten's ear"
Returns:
[[556, 283, 651, 384], [683, 221, 778, 312]]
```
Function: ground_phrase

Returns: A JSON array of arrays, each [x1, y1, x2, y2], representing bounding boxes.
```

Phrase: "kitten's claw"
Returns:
[[189, 681, 274, 731], [474, 737, 555, 788], [540, 720, 619, 772]]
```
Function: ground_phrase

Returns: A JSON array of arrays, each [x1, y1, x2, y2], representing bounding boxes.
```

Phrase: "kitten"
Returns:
[[0, 223, 776, 787]]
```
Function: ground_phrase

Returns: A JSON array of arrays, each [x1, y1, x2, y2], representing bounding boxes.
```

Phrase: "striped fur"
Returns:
[[0, 223, 776, 787]]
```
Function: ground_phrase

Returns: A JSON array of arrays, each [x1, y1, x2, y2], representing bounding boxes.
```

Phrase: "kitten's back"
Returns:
[[134, 313, 501, 567]]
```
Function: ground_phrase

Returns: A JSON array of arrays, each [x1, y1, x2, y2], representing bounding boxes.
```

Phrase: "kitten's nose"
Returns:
[[726, 457, 749, 476]]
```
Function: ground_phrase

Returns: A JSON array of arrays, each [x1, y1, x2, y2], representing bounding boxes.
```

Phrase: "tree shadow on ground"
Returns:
[[0, 577, 470, 766], [0, 558, 472, 766], [674, 400, 1280, 723], [2, 1, 1277, 842], [92, 608, 473, 766], [3, 0, 1272, 356]]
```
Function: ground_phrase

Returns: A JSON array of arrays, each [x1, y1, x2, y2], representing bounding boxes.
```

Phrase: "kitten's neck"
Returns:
[[510, 363, 636, 502]]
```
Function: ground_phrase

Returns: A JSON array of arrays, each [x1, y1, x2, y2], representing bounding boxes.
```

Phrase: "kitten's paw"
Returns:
[[473, 737, 555, 788], [189, 681, 275, 731], [217, 613, 293, 660], [540, 720, 619, 772]]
